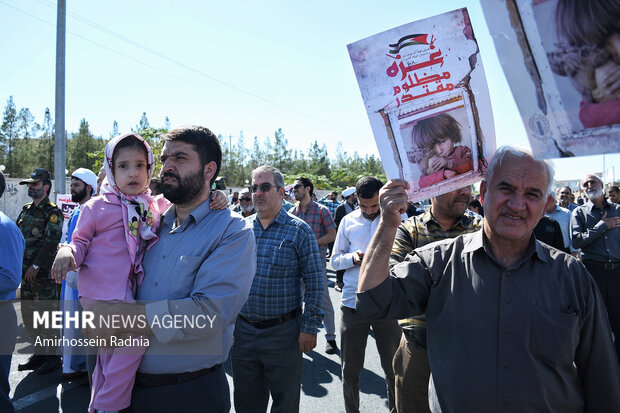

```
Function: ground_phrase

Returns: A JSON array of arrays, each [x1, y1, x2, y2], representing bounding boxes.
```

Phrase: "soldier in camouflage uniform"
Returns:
[[16, 168, 64, 374]]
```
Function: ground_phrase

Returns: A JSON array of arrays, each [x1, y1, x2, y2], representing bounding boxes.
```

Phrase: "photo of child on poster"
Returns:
[[407, 110, 474, 188], [348, 8, 495, 201], [481, 0, 620, 159], [541, 0, 620, 130]]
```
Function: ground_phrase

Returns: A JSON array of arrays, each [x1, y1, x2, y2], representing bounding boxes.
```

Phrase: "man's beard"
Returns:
[[362, 211, 380, 221], [162, 169, 206, 204], [240, 203, 254, 213], [585, 187, 603, 200], [71, 186, 88, 203], [28, 187, 45, 200]]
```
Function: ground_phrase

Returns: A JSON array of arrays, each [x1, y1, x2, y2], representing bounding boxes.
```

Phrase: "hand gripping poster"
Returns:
[[348, 8, 495, 201], [481, 0, 620, 159]]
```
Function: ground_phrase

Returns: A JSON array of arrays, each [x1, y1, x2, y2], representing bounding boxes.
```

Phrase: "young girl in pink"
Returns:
[[52, 133, 161, 413]]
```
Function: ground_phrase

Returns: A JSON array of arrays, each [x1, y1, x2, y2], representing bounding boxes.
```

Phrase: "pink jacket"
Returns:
[[70, 194, 168, 301], [579, 99, 620, 129]]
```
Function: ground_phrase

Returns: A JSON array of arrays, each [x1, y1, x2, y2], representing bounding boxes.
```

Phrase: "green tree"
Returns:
[[307, 140, 331, 176], [248, 136, 264, 173], [110, 120, 119, 138], [138, 112, 150, 131], [12, 107, 40, 177], [67, 119, 105, 172], [266, 128, 292, 172], [18, 107, 38, 140], [36, 108, 54, 172], [0, 96, 18, 175]]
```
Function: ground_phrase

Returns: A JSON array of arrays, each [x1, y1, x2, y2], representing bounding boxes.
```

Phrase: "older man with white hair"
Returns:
[[357, 146, 620, 412], [571, 173, 620, 362]]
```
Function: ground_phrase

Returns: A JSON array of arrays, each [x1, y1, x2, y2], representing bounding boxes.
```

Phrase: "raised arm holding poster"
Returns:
[[481, 0, 620, 159], [348, 8, 495, 201]]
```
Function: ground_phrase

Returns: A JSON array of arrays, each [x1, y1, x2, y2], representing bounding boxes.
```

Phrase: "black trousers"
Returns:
[[122, 364, 230, 412], [584, 261, 620, 361]]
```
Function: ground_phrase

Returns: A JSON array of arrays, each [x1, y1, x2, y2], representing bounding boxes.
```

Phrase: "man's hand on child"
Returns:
[[210, 190, 229, 210], [51, 246, 76, 284], [82, 301, 152, 345]]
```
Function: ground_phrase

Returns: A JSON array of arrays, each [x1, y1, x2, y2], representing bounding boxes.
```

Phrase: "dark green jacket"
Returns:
[[16, 196, 63, 276]]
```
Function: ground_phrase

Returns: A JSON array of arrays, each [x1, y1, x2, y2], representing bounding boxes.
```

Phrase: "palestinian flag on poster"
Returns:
[[388, 34, 429, 54]]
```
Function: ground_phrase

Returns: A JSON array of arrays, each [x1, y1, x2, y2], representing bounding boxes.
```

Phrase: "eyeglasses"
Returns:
[[249, 183, 279, 193], [292, 184, 304, 190], [239, 197, 252, 202]]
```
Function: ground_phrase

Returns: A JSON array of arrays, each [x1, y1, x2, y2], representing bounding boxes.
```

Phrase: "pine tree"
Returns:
[[37, 108, 55, 172], [138, 112, 150, 130], [110, 120, 120, 138], [67, 119, 104, 172], [0, 96, 18, 175]]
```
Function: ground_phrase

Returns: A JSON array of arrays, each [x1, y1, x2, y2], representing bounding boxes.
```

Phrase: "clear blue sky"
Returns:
[[0, 0, 618, 182]]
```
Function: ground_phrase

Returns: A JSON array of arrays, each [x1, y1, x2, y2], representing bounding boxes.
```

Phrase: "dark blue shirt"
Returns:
[[571, 199, 620, 263]]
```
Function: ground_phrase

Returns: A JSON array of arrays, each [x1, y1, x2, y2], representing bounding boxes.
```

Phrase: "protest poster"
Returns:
[[481, 0, 620, 159], [348, 8, 495, 201], [56, 194, 78, 241]]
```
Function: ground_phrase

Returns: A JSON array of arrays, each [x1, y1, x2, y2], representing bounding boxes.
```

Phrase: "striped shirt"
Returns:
[[241, 207, 324, 334], [390, 210, 483, 346]]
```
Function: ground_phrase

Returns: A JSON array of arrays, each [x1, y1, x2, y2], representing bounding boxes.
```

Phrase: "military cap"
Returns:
[[19, 168, 52, 185]]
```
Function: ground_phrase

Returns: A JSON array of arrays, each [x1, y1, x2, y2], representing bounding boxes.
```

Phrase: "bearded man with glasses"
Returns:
[[230, 188, 255, 218]]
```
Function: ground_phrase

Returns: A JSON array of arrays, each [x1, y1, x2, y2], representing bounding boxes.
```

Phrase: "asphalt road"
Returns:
[[9, 266, 393, 413]]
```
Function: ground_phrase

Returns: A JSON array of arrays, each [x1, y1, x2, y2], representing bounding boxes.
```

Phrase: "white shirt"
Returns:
[[547, 204, 577, 252], [331, 209, 380, 308]]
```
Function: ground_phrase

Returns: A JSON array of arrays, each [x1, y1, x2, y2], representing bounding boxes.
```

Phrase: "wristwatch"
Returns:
[[32, 264, 39, 271]]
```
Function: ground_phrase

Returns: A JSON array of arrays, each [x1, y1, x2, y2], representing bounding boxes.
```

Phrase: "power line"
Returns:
[[29, 0, 365, 133]]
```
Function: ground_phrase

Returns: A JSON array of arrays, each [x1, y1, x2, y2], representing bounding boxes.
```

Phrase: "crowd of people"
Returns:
[[0, 127, 619, 412]]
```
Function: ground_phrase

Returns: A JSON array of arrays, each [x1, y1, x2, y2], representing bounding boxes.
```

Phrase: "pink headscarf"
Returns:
[[100, 133, 159, 286]]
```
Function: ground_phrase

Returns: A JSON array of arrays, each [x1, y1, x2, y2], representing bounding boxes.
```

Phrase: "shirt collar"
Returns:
[[163, 197, 212, 229], [254, 205, 288, 229], [421, 210, 471, 231], [463, 228, 548, 265], [34, 196, 50, 208], [586, 198, 611, 212]]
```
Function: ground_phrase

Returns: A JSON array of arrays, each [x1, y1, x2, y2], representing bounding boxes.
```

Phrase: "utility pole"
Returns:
[[54, 0, 66, 199]]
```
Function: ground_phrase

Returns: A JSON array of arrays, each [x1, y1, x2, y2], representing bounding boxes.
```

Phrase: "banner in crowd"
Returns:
[[348, 8, 495, 201], [481, 0, 620, 159], [56, 194, 78, 241]]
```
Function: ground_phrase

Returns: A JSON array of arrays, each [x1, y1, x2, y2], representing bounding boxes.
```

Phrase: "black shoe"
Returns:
[[325, 340, 339, 355], [61, 370, 88, 381], [37, 356, 62, 375], [17, 355, 46, 371], [334, 282, 343, 292]]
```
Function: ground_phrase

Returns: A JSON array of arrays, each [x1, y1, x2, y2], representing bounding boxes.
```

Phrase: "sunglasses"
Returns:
[[292, 184, 304, 190], [239, 197, 252, 202], [249, 183, 279, 193]]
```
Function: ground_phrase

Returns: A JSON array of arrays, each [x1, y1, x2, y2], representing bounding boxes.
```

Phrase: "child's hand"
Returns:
[[443, 170, 457, 179], [210, 190, 229, 210], [427, 156, 449, 173], [51, 246, 77, 284]]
